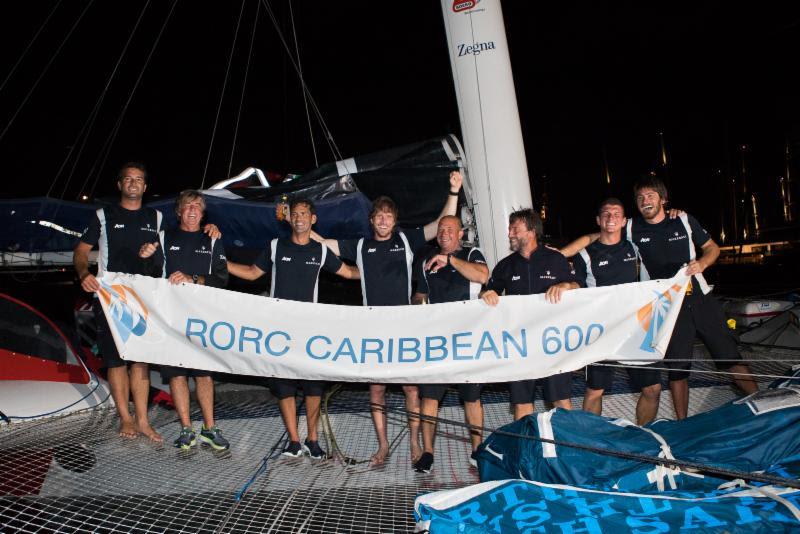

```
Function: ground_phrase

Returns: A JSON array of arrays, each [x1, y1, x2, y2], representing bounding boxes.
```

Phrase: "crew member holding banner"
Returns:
[[628, 177, 758, 419], [571, 198, 662, 425], [139, 190, 231, 451], [410, 215, 489, 474], [74, 162, 166, 442], [563, 177, 758, 419], [481, 208, 579, 419], [312, 171, 463, 467], [227, 198, 360, 459]]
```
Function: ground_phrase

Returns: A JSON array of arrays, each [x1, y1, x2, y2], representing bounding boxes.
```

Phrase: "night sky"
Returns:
[[2, 1, 800, 240]]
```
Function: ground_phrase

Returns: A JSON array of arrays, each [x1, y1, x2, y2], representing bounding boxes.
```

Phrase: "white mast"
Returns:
[[440, 0, 532, 267]]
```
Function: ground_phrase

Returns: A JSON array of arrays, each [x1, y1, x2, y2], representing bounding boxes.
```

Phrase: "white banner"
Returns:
[[97, 272, 689, 384]]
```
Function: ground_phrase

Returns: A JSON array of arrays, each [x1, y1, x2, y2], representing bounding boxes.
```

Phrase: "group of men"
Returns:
[[74, 161, 757, 473]]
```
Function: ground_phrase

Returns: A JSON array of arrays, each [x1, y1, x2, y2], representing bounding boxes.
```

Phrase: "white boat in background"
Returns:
[[0, 293, 111, 424]]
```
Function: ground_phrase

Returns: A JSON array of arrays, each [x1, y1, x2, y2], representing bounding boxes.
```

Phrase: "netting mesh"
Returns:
[[1, 348, 794, 533]]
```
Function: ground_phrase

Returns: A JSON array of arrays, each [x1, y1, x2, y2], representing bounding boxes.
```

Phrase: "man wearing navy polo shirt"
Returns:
[[411, 215, 489, 473], [227, 198, 360, 459], [572, 198, 662, 425], [481, 208, 579, 419], [628, 176, 757, 419], [313, 171, 463, 466]]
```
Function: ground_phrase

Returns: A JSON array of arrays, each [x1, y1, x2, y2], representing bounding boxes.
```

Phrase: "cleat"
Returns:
[[303, 439, 327, 460], [198, 425, 230, 451], [282, 440, 304, 457], [174, 427, 196, 450], [413, 452, 434, 473]]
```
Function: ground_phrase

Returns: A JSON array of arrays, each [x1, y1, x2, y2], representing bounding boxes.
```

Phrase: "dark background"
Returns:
[[2, 1, 800, 240]]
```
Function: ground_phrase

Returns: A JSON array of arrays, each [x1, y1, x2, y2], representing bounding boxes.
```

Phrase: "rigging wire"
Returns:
[[0, 0, 63, 97], [200, 0, 247, 190], [48, 0, 152, 199], [0, 0, 95, 145], [288, 0, 318, 167], [86, 0, 178, 199], [260, 0, 343, 163], [226, 0, 260, 180]]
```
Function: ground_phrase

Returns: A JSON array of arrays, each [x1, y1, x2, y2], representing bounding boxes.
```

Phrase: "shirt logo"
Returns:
[[169, 246, 180, 251], [511, 275, 521, 281], [640, 237, 650, 243], [281, 257, 292, 262], [114, 224, 125, 229], [598, 260, 608, 266], [367, 248, 377, 253]]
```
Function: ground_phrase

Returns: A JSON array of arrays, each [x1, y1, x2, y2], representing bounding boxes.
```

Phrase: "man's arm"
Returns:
[[422, 170, 463, 241], [425, 254, 489, 284], [227, 261, 266, 281], [310, 230, 341, 256], [335, 263, 360, 280], [544, 281, 580, 304], [686, 239, 720, 276], [73, 241, 99, 292], [559, 233, 599, 258]]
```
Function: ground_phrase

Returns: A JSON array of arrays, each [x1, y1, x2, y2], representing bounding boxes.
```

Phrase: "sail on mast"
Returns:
[[440, 0, 532, 266]]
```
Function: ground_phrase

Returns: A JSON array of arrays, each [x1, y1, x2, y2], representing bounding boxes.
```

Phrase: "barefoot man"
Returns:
[[74, 162, 165, 441]]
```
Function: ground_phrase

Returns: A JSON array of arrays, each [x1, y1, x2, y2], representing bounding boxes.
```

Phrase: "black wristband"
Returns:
[[446, 254, 451, 266], [448, 190, 459, 196]]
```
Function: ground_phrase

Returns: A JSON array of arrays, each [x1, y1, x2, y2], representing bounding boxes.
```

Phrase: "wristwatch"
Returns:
[[192, 274, 199, 284]]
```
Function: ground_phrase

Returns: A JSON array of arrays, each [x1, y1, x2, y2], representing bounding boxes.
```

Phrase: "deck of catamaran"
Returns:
[[1, 344, 796, 533]]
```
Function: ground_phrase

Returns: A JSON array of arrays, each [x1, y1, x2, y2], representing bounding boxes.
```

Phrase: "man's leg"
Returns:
[[583, 365, 614, 416], [278, 396, 300, 443], [513, 403, 533, 420], [458, 384, 484, 452], [420, 397, 439, 455], [669, 378, 689, 420], [305, 395, 321, 442], [463, 400, 483, 451], [106, 365, 136, 438], [636, 383, 661, 426], [130, 362, 161, 442], [729, 364, 759, 394], [582, 388, 604, 415], [195, 375, 215, 429], [509, 380, 536, 420], [369, 384, 390, 465], [545, 373, 573, 411], [169, 375, 192, 428], [403, 385, 422, 463]]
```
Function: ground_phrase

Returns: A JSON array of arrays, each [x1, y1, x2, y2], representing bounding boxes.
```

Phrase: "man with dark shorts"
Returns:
[[139, 190, 230, 450], [227, 198, 360, 459], [481, 208, 579, 419], [312, 171, 463, 466], [572, 198, 662, 425], [410, 215, 489, 473], [627, 176, 757, 419], [73, 162, 165, 441]]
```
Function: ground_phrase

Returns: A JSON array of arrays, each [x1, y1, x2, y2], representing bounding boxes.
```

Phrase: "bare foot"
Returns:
[[370, 445, 390, 466], [119, 419, 138, 439], [136, 421, 163, 443], [410, 441, 422, 464]]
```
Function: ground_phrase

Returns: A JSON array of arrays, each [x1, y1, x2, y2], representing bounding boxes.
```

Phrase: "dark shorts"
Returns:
[[586, 362, 661, 392], [508, 373, 572, 404], [664, 292, 742, 381], [418, 383, 482, 403], [93, 298, 127, 369], [268, 378, 326, 400], [160, 365, 213, 382]]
